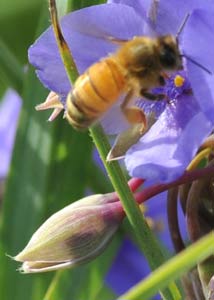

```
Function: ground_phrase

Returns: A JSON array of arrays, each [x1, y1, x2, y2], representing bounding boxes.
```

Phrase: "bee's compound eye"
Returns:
[[159, 45, 177, 68]]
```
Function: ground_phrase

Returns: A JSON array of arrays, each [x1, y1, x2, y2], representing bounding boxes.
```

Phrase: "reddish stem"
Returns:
[[128, 177, 145, 192], [134, 166, 214, 204]]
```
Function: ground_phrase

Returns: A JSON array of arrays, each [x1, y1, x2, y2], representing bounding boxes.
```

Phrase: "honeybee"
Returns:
[[66, 35, 182, 130], [49, 0, 182, 131]]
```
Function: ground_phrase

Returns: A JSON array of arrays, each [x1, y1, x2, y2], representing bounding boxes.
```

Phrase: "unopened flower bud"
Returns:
[[14, 193, 124, 273]]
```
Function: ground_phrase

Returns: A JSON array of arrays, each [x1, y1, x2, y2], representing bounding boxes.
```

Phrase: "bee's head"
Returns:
[[157, 35, 182, 70]]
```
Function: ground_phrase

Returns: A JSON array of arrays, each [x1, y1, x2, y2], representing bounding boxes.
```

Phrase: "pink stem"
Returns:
[[128, 177, 145, 192], [135, 166, 214, 204]]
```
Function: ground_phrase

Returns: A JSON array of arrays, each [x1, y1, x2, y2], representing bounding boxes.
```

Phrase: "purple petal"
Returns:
[[29, 3, 145, 97], [107, 0, 150, 20], [0, 89, 22, 179], [181, 9, 214, 123], [105, 238, 153, 295], [188, 67, 214, 123], [145, 191, 187, 250], [125, 95, 212, 183], [101, 101, 130, 135], [147, 0, 214, 35]]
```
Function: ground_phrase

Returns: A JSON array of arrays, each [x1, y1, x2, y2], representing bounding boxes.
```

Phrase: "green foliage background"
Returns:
[[1, 1, 214, 299], [0, 1, 120, 300]]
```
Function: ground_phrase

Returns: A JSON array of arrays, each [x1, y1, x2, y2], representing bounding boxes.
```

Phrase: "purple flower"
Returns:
[[0, 89, 22, 180], [29, 0, 214, 183], [106, 238, 155, 296], [125, 1, 214, 183]]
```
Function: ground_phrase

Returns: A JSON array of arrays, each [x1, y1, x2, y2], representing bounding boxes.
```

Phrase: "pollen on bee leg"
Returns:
[[174, 75, 185, 87]]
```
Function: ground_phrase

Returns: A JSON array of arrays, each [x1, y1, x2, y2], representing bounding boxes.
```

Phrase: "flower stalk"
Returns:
[[135, 165, 214, 204], [49, 0, 78, 83], [46, 1, 181, 299]]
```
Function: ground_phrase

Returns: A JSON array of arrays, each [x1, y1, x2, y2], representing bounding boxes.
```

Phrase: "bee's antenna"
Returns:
[[176, 13, 190, 39], [177, 13, 212, 75], [181, 54, 213, 75]]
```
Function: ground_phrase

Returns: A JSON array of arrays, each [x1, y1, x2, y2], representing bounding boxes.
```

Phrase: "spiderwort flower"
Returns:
[[14, 193, 124, 273], [29, 0, 214, 183]]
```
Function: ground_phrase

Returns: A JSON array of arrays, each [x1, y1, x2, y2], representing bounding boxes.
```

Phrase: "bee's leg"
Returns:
[[140, 90, 165, 101], [121, 90, 147, 134], [140, 73, 167, 100], [159, 74, 166, 86]]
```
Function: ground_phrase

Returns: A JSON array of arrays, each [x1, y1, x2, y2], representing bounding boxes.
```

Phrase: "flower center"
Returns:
[[136, 71, 192, 117], [163, 71, 192, 101], [174, 74, 185, 87]]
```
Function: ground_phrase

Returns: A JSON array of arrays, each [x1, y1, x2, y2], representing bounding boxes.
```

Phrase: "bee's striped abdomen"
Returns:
[[66, 57, 125, 129]]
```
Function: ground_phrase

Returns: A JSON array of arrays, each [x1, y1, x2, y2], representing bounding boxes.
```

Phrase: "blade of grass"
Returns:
[[87, 161, 113, 193], [119, 232, 214, 300], [0, 38, 24, 93], [0, 3, 96, 300]]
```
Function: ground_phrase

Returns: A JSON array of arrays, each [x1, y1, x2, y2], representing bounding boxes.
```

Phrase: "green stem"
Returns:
[[49, 1, 180, 299], [44, 271, 63, 300], [90, 124, 180, 300], [50, 0, 78, 84], [119, 232, 214, 300]]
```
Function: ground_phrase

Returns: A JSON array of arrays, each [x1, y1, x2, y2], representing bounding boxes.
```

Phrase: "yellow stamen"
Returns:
[[174, 75, 185, 87], [187, 148, 212, 171]]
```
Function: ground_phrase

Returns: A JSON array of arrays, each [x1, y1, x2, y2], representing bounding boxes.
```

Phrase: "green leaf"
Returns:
[[94, 285, 116, 300], [0, 0, 44, 64], [87, 161, 113, 194], [0, 0, 114, 298], [0, 3, 98, 300], [0, 7, 53, 299], [0, 38, 24, 93], [119, 232, 214, 300]]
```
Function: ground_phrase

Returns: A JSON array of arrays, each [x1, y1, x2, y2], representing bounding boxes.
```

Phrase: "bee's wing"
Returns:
[[106, 113, 156, 161], [106, 36, 129, 45], [106, 124, 143, 161], [75, 27, 129, 45]]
